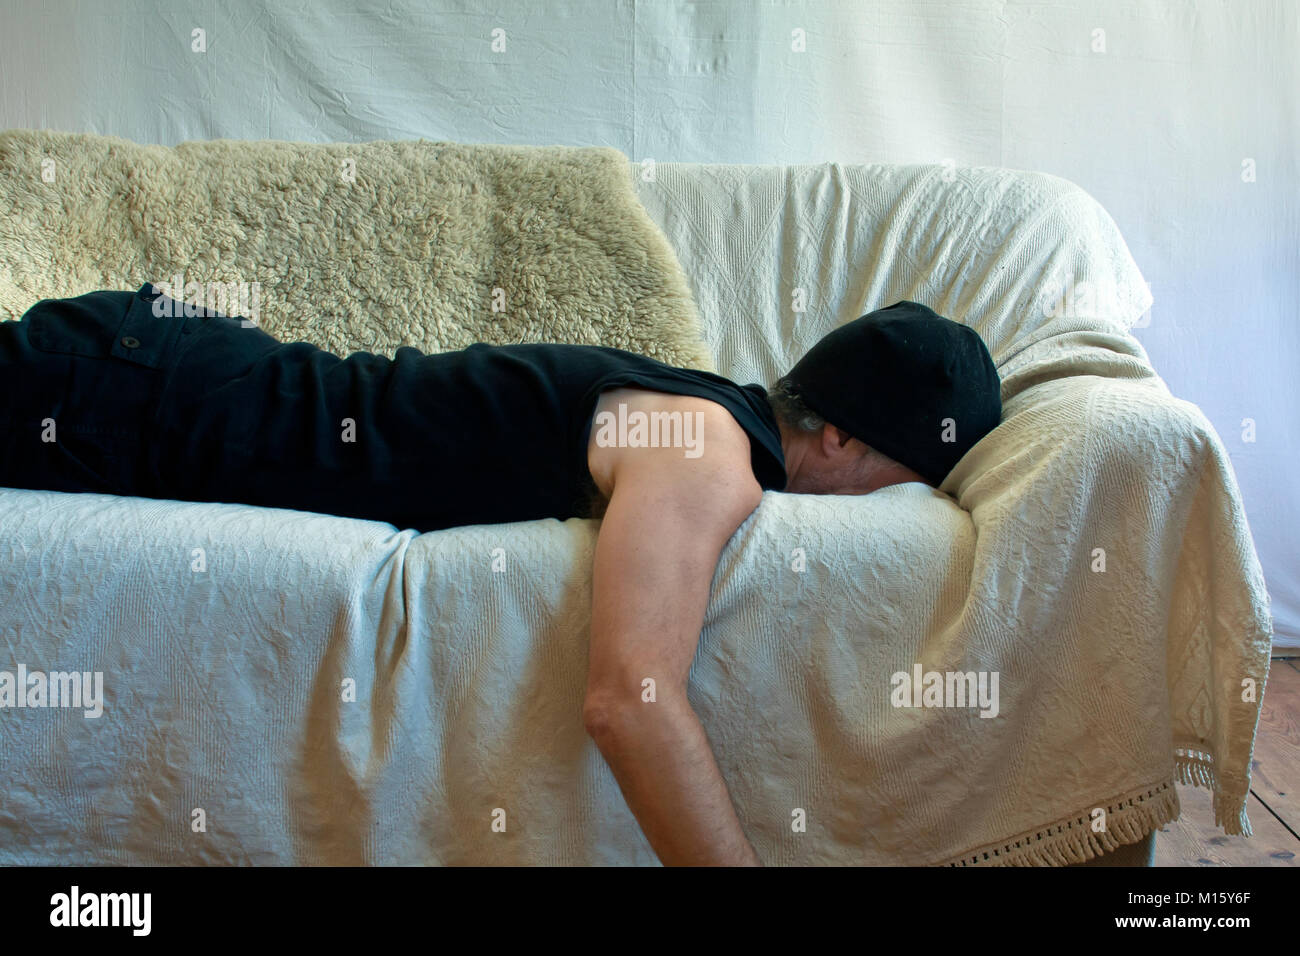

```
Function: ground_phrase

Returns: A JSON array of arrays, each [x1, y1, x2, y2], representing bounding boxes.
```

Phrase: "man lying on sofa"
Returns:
[[0, 283, 1001, 866]]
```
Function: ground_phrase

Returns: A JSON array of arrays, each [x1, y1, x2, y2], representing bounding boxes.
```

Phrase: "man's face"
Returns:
[[784, 424, 932, 495]]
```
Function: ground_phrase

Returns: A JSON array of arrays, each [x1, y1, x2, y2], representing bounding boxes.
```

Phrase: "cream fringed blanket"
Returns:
[[0, 129, 713, 369], [0, 133, 1274, 866]]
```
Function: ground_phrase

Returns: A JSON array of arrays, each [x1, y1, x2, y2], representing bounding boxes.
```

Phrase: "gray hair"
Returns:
[[766, 377, 825, 433]]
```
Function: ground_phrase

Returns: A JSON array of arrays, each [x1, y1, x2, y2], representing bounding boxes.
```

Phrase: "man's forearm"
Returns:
[[589, 695, 760, 866]]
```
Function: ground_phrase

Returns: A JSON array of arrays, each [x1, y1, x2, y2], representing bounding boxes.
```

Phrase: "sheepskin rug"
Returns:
[[0, 129, 714, 370]]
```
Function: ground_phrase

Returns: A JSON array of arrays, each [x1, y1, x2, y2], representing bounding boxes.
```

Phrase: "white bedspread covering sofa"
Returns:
[[0, 146, 1273, 865]]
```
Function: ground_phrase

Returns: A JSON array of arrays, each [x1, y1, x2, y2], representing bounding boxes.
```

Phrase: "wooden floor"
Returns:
[[1153, 656, 1299, 865]]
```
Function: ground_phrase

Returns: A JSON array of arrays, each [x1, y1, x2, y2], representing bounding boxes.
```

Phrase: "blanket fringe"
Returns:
[[942, 779, 1181, 866], [1174, 746, 1253, 837]]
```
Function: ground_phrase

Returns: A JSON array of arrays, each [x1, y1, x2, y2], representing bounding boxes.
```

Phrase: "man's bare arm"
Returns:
[[583, 390, 764, 866]]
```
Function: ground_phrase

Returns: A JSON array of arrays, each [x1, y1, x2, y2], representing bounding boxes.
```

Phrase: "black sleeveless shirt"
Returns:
[[155, 297, 787, 533]]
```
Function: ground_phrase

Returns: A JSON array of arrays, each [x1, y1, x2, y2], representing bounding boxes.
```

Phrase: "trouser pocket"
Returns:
[[23, 283, 188, 369], [1, 285, 173, 497]]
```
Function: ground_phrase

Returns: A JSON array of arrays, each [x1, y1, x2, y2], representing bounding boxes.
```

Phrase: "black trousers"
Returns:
[[0, 283, 279, 501], [1, 283, 456, 528]]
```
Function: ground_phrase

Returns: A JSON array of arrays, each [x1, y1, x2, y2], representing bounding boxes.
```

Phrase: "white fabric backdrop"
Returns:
[[1, 0, 1294, 647]]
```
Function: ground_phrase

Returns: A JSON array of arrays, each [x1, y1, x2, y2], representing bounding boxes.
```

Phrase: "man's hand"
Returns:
[[583, 388, 764, 866]]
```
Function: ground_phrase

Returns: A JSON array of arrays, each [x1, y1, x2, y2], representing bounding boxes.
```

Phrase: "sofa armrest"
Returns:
[[947, 370, 1273, 835]]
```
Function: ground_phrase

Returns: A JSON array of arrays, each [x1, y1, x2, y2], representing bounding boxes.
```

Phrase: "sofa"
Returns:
[[0, 130, 1274, 865]]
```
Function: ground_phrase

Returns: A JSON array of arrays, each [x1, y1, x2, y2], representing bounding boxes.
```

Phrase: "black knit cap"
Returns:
[[783, 301, 1002, 487]]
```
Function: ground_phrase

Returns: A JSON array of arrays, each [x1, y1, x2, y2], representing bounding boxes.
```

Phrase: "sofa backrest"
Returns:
[[634, 161, 1156, 402]]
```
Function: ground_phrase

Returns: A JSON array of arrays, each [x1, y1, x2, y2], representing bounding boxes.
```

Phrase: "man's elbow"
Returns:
[[582, 689, 684, 742], [582, 695, 610, 738], [583, 693, 630, 742]]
